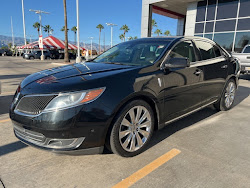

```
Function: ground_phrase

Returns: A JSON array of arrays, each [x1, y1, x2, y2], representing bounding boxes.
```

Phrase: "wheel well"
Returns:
[[104, 95, 159, 148]]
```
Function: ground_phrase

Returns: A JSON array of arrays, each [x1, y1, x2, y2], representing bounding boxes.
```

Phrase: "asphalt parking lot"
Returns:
[[0, 56, 250, 188]]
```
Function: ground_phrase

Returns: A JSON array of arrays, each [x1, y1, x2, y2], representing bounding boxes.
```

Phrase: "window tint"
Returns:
[[206, 0, 216, 21], [243, 46, 250, 53], [169, 41, 196, 62], [239, 0, 250, 17], [213, 32, 234, 52], [195, 23, 204, 34], [195, 40, 215, 60], [214, 45, 221, 57], [234, 32, 250, 52], [215, 20, 236, 32], [196, 1, 206, 22], [237, 18, 250, 31], [217, 0, 238, 19], [205, 22, 214, 33]]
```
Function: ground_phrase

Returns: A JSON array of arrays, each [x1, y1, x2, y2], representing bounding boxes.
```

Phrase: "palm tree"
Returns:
[[33, 22, 40, 37], [63, 0, 69, 62], [151, 19, 157, 35], [154, 29, 162, 36], [164, 30, 170, 36], [128, 36, 133, 41], [61, 26, 69, 32], [96, 24, 104, 54], [71, 26, 77, 45], [120, 25, 130, 41], [43, 25, 53, 36], [128, 36, 138, 40], [119, 34, 125, 41]]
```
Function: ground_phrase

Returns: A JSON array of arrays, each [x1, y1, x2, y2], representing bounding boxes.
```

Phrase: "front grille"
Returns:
[[14, 125, 45, 143], [15, 94, 57, 115]]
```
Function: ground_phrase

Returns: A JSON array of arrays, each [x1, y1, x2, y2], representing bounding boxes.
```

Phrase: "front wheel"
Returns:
[[110, 100, 154, 157], [214, 79, 236, 111]]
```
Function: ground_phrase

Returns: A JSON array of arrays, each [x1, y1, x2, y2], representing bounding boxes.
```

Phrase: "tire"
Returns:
[[214, 79, 236, 111], [110, 100, 155, 157], [29, 56, 34, 60]]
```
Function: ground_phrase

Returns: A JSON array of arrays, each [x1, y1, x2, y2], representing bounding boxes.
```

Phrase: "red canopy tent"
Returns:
[[17, 36, 85, 50]]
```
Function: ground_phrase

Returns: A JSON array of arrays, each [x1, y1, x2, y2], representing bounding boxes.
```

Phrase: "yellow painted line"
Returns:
[[113, 148, 181, 188], [0, 119, 11, 123]]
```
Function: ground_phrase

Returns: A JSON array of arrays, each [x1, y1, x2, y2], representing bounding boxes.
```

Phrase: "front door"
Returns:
[[162, 40, 204, 123]]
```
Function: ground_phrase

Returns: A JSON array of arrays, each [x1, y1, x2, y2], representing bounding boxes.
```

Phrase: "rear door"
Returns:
[[193, 39, 228, 104], [162, 40, 204, 123]]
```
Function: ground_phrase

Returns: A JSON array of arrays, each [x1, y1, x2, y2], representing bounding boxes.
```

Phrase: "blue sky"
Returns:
[[0, 0, 177, 45]]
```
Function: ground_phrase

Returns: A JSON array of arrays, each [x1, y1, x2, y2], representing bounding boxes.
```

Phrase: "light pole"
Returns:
[[106, 23, 117, 48], [21, 0, 27, 46], [89, 37, 93, 59], [11, 16, 14, 48], [29, 9, 49, 60], [76, 0, 81, 63]]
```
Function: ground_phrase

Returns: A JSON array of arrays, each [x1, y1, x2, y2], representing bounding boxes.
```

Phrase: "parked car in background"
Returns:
[[232, 44, 250, 74], [24, 51, 51, 60], [10, 37, 240, 157], [58, 52, 76, 60]]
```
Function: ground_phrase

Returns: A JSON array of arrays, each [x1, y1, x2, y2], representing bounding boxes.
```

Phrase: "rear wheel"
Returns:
[[110, 100, 154, 157], [29, 56, 34, 60], [214, 79, 236, 111]]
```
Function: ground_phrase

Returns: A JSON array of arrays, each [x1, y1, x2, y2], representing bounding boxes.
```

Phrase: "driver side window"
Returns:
[[169, 41, 196, 62]]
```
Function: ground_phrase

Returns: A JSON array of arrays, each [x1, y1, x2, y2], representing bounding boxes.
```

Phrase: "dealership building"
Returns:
[[141, 0, 250, 52]]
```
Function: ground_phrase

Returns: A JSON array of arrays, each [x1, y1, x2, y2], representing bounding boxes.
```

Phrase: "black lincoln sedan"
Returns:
[[10, 37, 240, 157]]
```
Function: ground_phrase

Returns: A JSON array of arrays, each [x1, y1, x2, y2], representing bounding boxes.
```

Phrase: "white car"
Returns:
[[232, 45, 250, 74]]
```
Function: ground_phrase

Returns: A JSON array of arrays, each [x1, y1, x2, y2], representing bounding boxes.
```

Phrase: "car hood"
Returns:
[[20, 62, 135, 93]]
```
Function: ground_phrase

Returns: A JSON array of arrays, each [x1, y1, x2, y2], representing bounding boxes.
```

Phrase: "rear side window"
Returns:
[[243, 46, 250, 53], [169, 41, 196, 62], [194, 40, 216, 60], [214, 45, 221, 57]]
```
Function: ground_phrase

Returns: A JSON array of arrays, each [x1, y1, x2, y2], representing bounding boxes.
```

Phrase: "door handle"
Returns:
[[194, 70, 202, 76], [221, 65, 228, 69]]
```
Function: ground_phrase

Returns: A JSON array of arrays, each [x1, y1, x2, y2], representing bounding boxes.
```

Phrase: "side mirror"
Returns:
[[163, 57, 190, 69]]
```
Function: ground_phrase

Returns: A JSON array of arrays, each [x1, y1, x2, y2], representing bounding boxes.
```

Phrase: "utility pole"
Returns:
[[103, 30, 105, 52], [11, 16, 14, 48], [76, 0, 81, 63], [29, 9, 49, 60], [89, 37, 93, 59], [106, 23, 117, 48], [21, 0, 27, 46]]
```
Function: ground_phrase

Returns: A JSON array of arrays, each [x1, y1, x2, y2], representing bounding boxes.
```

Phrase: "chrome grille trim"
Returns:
[[15, 94, 57, 115]]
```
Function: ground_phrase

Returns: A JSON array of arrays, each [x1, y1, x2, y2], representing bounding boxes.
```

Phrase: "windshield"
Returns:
[[93, 40, 171, 66], [243, 46, 250, 53]]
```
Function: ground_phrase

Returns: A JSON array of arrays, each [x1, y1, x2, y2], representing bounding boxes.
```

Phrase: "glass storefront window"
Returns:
[[217, 0, 238, 19], [204, 34, 213, 40], [237, 18, 250, 31], [239, 0, 250, 17], [215, 20, 236, 32], [234, 32, 250, 52], [205, 22, 214, 33], [206, 0, 216, 21], [213, 32, 234, 52], [195, 23, 204, 33], [196, 1, 206, 22]]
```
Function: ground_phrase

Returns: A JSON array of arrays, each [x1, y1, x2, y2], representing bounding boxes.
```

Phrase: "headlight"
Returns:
[[43, 87, 105, 112]]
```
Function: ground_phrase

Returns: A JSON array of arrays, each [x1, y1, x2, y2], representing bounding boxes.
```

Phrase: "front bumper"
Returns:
[[13, 124, 104, 154]]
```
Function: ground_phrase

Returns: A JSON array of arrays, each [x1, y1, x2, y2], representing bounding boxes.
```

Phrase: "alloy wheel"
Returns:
[[225, 81, 236, 108], [119, 106, 152, 152]]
